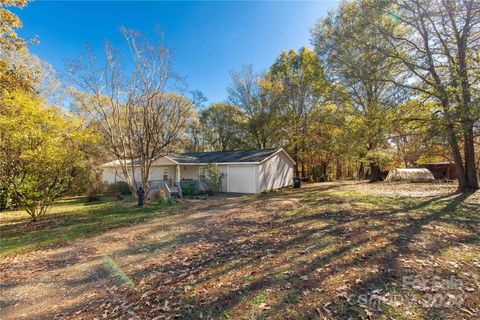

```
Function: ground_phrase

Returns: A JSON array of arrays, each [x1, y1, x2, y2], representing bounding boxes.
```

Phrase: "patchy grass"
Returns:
[[1, 182, 479, 319], [0, 196, 183, 256]]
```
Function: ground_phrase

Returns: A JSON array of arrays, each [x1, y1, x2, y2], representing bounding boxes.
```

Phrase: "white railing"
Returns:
[[138, 179, 183, 198], [175, 181, 182, 197], [164, 182, 171, 198]]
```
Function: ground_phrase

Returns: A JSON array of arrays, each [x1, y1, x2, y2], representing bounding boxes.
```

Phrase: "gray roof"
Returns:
[[169, 148, 280, 164]]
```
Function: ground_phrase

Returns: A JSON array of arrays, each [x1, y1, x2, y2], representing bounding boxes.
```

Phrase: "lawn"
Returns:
[[0, 182, 479, 320], [0, 196, 183, 256]]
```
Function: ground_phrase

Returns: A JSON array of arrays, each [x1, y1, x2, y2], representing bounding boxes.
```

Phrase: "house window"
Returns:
[[163, 168, 169, 181]]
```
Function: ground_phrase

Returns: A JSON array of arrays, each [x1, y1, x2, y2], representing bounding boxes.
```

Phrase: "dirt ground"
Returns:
[[1, 181, 479, 320]]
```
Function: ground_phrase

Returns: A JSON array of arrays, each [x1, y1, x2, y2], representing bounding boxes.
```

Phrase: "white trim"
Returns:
[[227, 165, 230, 192], [163, 156, 180, 164], [253, 165, 256, 193], [177, 162, 261, 166], [259, 148, 296, 165]]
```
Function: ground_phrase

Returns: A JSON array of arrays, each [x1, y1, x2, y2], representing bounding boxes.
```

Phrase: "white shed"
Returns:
[[385, 168, 435, 182], [102, 148, 296, 194]]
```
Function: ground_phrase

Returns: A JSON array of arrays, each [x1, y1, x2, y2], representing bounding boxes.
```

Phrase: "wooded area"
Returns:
[[1, 0, 479, 219]]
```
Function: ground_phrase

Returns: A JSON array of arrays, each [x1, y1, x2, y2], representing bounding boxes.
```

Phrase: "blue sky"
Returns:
[[16, 1, 339, 103]]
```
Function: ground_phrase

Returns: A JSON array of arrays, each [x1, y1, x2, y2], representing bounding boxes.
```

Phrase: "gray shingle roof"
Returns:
[[169, 148, 280, 164]]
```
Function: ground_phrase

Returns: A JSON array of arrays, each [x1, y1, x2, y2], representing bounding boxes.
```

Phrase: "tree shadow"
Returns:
[[5, 184, 477, 319]]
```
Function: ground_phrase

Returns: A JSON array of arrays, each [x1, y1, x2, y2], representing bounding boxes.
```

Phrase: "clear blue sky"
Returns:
[[16, 1, 339, 103]]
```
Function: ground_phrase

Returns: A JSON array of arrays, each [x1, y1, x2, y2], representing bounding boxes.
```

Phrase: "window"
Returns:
[[163, 168, 169, 181]]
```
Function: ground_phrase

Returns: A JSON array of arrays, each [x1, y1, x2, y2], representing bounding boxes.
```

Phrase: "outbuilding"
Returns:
[[102, 148, 295, 194], [385, 168, 435, 182]]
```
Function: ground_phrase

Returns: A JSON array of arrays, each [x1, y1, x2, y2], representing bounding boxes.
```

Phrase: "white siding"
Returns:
[[180, 165, 228, 192], [218, 165, 228, 192], [180, 165, 199, 180], [102, 166, 174, 184], [102, 168, 125, 184], [228, 165, 256, 193], [102, 150, 295, 194], [258, 151, 294, 192], [149, 166, 175, 181]]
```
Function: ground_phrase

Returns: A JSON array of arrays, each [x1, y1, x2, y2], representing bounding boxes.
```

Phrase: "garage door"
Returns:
[[228, 165, 255, 193]]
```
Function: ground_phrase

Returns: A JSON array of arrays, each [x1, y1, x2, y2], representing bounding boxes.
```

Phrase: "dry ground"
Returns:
[[1, 181, 479, 320]]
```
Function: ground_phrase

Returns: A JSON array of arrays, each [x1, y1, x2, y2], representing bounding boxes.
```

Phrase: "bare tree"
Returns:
[[227, 65, 281, 149], [68, 27, 194, 197]]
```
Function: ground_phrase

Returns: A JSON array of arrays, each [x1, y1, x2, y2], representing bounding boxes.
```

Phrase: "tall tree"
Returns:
[[68, 28, 194, 197], [0, 90, 97, 219], [312, 1, 409, 181], [199, 103, 245, 151], [369, 0, 479, 190], [267, 47, 328, 177], [227, 66, 281, 149]]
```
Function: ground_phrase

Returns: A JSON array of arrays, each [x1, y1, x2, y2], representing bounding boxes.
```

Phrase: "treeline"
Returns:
[[1, 0, 479, 215], [184, 0, 480, 189]]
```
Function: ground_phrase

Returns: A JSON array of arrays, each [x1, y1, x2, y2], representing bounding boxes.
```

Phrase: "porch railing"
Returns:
[[138, 179, 183, 199]]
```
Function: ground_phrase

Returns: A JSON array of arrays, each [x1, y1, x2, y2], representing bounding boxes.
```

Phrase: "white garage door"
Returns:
[[228, 165, 255, 193]]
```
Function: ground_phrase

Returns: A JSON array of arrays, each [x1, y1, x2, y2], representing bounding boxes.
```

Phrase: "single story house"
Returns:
[[102, 148, 295, 194]]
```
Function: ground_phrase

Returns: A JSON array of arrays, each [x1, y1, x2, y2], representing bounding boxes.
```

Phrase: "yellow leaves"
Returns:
[[1, 90, 97, 166], [0, 0, 28, 51]]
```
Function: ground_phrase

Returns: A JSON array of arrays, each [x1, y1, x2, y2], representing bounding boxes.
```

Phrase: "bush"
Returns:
[[180, 180, 198, 197], [106, 181, 131, 195], [201, 164, 224, 195], [157, 190, 174, 206]]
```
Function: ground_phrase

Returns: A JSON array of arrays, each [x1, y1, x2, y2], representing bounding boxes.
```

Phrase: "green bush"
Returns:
[[201, 164, 224, 195], [181, 180, 198, 196], [106, 181, 131, 195]]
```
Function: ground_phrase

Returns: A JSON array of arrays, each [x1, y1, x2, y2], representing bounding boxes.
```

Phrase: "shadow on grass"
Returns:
[[139, 189, 478, 319], [4, 183, 478, 319]]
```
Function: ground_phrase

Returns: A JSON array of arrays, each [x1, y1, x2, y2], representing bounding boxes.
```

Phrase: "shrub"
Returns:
[[201, 164, 224, 195], [157, 190, 174, 206], [180, 180, 198, 197], [106, 181, 131, 195], [158, 190, 165, 204]]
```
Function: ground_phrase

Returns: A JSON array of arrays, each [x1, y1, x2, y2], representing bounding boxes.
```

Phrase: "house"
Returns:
[[102, 148, 295, 194]]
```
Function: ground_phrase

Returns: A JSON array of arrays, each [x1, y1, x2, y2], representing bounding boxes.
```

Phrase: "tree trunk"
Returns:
[[294, 155, 300, 178], [445, 124, 468, 190], [336, 159, 342, 180], [358, 162, 365, 180], [464, 125, 479, 190], [369, 162, 383, 182]]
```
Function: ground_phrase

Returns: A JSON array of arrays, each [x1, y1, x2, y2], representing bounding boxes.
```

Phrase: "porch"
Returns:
[[142, 164, 204, 198]]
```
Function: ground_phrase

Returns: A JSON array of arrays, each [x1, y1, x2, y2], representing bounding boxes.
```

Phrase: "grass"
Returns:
[[0, 195, 182, 256], [1, 182, 479, 319]]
